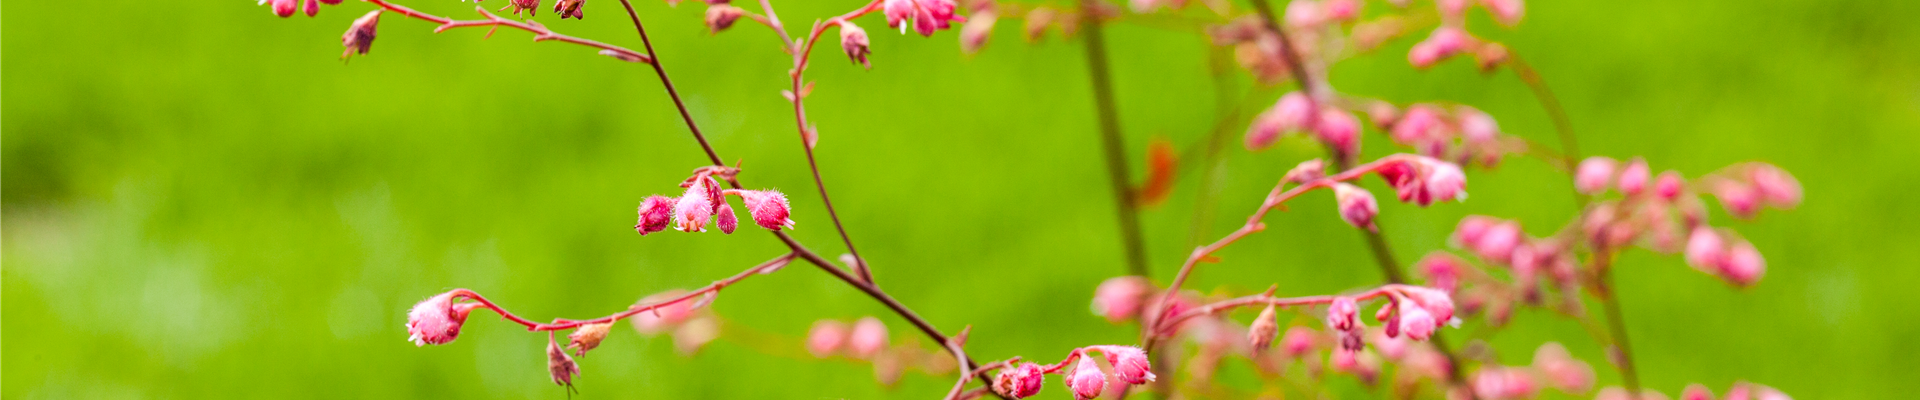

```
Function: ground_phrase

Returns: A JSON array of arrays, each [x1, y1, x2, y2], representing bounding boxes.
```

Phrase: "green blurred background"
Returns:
[[5, 0, 1917, 397]]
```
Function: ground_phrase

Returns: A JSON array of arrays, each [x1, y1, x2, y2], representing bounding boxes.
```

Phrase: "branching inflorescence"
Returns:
[[266, 0, 1802, 397]]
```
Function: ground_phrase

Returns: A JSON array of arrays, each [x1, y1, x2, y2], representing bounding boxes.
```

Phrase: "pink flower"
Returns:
[[341, 10, 381, 60], [1473, 367, 1539, 399], [1284, 159, 1328, 185], [1575, 157, 1617, 194], [1655, 170, 1686, 201], [1390, 105, 1444, 144], [1246, 92, 1314, 150], [1681, 384, 1715, 400], [1713, 180, 1761, 218], [1453, 215, 1497, 247], [1100, 346, 1156, 384], [1374, 155, 1468, 206], [1748, 163, 1801, 208], [1457, 106, 1500, 142], [635, 195, 675, 235], [1530, 342, 1593, 393], [992, 363, 1045, 399], [1481, 0, 1524, 26], [547, 337, 581, 389], [1280, 326, 1319, 357], [1333, 183, 1379, 231], [631, 290, 697, 334], [736, 190, 795, 231], [1091, 276, 1152, 322], [1722, 241, 1765, 287], [841, 22, 873, 69], [674, 180, 717, 232], [1314, 108, 1362, 158], [1469, 221, 1522, 263], [1064, 356, 1107, 400], [406, 291, 476, 346], [716, 202, 739, 234], [1400, 285, 1456, 324], [1327, 296, 1359, 331], [884, 0, 964, 37], [304, 0, 320, 17], [1409, 27, 1469, 68], [848, 316, 889, 359], [805, 320, 849, 358], [1397, 301, 1438, 340], [266, 0, 298, 17], [1618, 158, 1651, 196], [1685, 227, 1726, 273], [1417, 253, 1464, 292]]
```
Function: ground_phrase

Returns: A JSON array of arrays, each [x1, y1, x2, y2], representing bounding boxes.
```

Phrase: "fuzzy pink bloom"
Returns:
[[1409, 27, 1469, 68], [631, 290, 697, 334], [635, 195, 675, 235], [1322, 0, 1360, 21], [1473, 367, 1539, 399], [1457, 107, 1500, 142], [1575, 157, 1617, 194], [1091, 276, 1153, 322], [1713, 180, 1761, 218], [1427, 158, 1468, 203], [1280, 326, 1319, 357], [674, 183, 715, 232], [1685, 227, 1726, 272], [1398, 301, 1438, 340], [1332, 183, 1380, 232], [1401, 285, 1456, 324], [848, 316, 889, 359], [1417, 253, 1464, 292], [341, 10, 381, 60], [1065, 357, 1107, 400], [406, 292, 476, 346], [993, 362, 1045, 399], [1315, 108, 1362, 158], [806, 320, 850, 358], [1247, 92, 1314, 150], [268, 0, 299, 17], [1481, 0, 1524, 26], [1531, 342, 1594, 393], [1100, 346, 1156, 384], [1749, 163, 1801, 208], [1327, 296, 1360, 331], [736, 190, 795, 231], [1618, 158, 1651, 196], [1680, 384, 1715, 400], [1374, 155, 1468, 206], [1249, 305, 1280, 350], [1469, 221, 1522, 263], [841, 22, 872, 69], [1721, 241, 1765, 286], [1391, 105, 1444, 144], [884, 0, 963, 36], [1655, 170, 1686, 201]]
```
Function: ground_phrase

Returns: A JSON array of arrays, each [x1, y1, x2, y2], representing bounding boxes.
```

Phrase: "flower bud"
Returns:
[[806, 319, 850, 357], [1617, 158, 1650, 196], [406, 291, 476, 346], [1417, 253, 1463, 292], [716, 202, 739, 234], [705, 5, 745, 33], [1102, 345, 1156, 384], [737, 190, 796, 231], [1423, 159, 1469, 204], [1397, 302, 1437, 340], [303, 0, 320, 17], [1457, 106, 1499, 142], [553, 0, 585, 19], [547, 337, 581, 389], [269, 0, 298, 17], [1408, 27, 1468, 68], [1680, 384, 1715, 400], [1333, 183, 1380, 232], [1280, 326, 1319, 358], [341, 10, 381, 60], [1246, 92, 1314, 150], [1482, 0, 1524, 26], [960, 12, 995, 54], [993, 363, 1045, 399], [1721, 241, 1765, 287], [848, 316, 889, 359], [1470, 221, 1521, 263], [1713, 180, 1761, 218], [1748, 163, 1801, 208], [1091, 276, 1152, 322], [635, 195, 675, 235], [840, 22, 872, 69], [1327, 296, 1359, 331], [1654, 170, 1686, 201], [1283, 159, 1327, 185], [1575, 157, 1617, 195], [1684, 227, 1726, 273], [568, 322, 613, 357], [1390, 105, 1443, 144], [1249, 304, 1280, 350], [1065, 357, 1107, 400], [674, 185, 714, 232], [1314, 108, 1362, 158]]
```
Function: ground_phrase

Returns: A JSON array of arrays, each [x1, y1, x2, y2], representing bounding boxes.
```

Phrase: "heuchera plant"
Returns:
[[265, 0, 1800, 397]]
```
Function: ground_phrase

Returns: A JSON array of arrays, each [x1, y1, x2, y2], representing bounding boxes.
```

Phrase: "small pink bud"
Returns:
[[635, 195, 675, 235], [1473, 367, 1539, 399], [705, 5, 745, 34], [1655, 170, 1686, 201], [568, 322, 613, 357], [1685, 227, 1726, 272], [1721, 241, 1765, 287], [1249, 305, 1280, 350], [1280, 326, 1319, 357], [1457, 107, 1500, 142], [1065, 356, 1107, 400], [1714, 180, 1761, 218], [993, 363, 1045, 399], [1391, 105, 1444, 144], [406, 291, 475, 346], [1748, 163, 1801, 208], [1101, 345, 1156, 384], [1409, 27, 1469, 68], [269, 0, 298, 17], [806, 320, 849, 358], [547, 337, 581, 389], [1284, 159, 1328, 185], [1531, 342, 1594, 393], [1246, 92, 1314, 150], [736, 190, 796, 231], [1402, 285, 1457, 324], [1481, 0, 1524, 26], [631, 290, 696, 334], [303, 0, 320, 17], [959, 12, 996, 54], [1091, 276, 1152, 322], [1327, 296, 1359, 331], [553, 0, 585, 19], [340, 10, 381, 60], [1314, 108, 1362, 158], [1323, 0, 1360, 21], [1283, 0, 1323, 29], [1424, 159, 1469, 203], [673, 186, 714, 232], [848, 316, 889, 359], [1453, 215, 1496, 247], [1575, 157, 1617, 194], [1470, 221, 1521, 263], [1333, 183, 1380, 232], [1417, 253, 1464, 292], [1398, 302, 1437, 340], [841, 22, 873, 69], [1617, 158, 1651, 196], [716, 202, 739, 234], [503, 0, 540, 17], [1681, 384, 1715, 400]]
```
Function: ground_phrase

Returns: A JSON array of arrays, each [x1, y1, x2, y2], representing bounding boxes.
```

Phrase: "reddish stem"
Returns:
[[363, 0, 652, 63], [449, 253, 795, 332]]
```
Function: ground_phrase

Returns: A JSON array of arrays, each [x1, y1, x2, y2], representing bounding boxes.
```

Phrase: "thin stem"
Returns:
[[1593, 251, 1643, 398], [1186, 45, 1240, 249], [450, 253, 796, 331], [613, 0, 722, 166], [364, 0, 652, 63], [768, 1, 885, 285], [1508, 55, 1587, 207], [1079, 0, 1152, 278]]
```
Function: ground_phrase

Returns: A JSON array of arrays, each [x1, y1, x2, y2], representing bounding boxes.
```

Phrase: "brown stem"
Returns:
[[1079, 0, 1152, 278], [766, 2, 885, 285]]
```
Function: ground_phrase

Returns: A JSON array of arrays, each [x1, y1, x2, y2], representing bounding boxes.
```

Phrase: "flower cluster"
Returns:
[[1373, 102, 1524, 168], [1574, 157, 1798, 285], [990, 345, 1154, 400], [260, 0, 343, 18], [635, 167, 794, 235], [805, 317, 962, 386], [1468, 343, 1596, 399]]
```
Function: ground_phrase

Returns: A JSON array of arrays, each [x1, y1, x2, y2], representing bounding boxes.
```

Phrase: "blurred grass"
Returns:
[[4, 0, 1918, 398]]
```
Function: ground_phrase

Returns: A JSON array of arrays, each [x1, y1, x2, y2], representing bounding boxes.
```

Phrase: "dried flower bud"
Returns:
[[806, 319, 850, 357], [1575, 156, 1618, 194], [1091, 276, 1152, 322], [960, 12, 996, 54], [635, 195, 675, 235], [1327, 296, 1359, 331], [406, 291, 476, 346], [1249, 304, 1280, 350], [1409, 26, 1469, 68], [1101, 345, 1156, 384], [341, 10, 381, 60], [1315, 108, 1362, 158], [553, 0, 585, 19], [848, 317, 889, 359], [1333, 183, 1380, 232], [716, 202, 739, 234], [1246, 92, 1314, 150], [546, 337, 581, 390], [504, 0, 540, 17], [1618, 157, 1651, 196], [1065, 357, 1107, 400], [736, 190, 796, 231], [567, 322, 613, 357], [840, 22, 872, 69], [993, 363, 1046, 398], [1654, 170, 1686, 201], [705, 5, 745, 34]]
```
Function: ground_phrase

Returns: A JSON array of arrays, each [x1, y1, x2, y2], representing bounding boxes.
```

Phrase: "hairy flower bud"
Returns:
[[1315, 108, 1362, 158], [848, 316, 889, 359], [674, 186, 714, 232], [716, 202, 739, 234], [1065, 357, 1107, 400], [341, 10, 381, 60], [565, 322, 614, 357], [993, 363, 1045, 398], [553, 0, 585, 19], [1398, 301, 1437, 340], [267, 0, 299, 17], [1333, 183, 1380, 232], [1575, 156, 1617, 194], [1101, 346, 1156, 385], [1249, 304, 1280, 350], [1246, 92, 1314, 150], [705, 5, 745, 34], [1618, 158, 1650, 196], [406, 291, 476, 346], [840, 22, 872, 69], [1091, 276, 1152, 322], [736, 190, 796, 231], [806, 319, 850, 357], [635, 195, 675, 235], [547, 337, 581, 389]]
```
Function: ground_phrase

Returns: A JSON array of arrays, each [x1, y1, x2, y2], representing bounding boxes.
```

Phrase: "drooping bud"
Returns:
[[737, 190, 796, 231], [806, 319, 850, 358], [269, 0, 299, 17], [1721, 241, 1765, 287], [1065, 356, 1107, 400], [993, 362, 1046, 399], [1617, 158, 1651, 196], [303, 0, 320, 17], [1249, 304, 1280, 350], [840, 22, 872, 69], [1333, 183, 1380, 232], [705, 5, 745, 34], [1482, 0, 1525, 26], [674, 183, 715, 232], [848, 316, 889, 359], [1654, 170, 1686, 201], [341, 10, 381, 60], [1397, 301, 1437, 340], [1091, 276, 1152, 322], [1408, 26, 1469, 68], [716, 202, 739, 234], [1246, 92, 1314, 150], [504, 0, 541, 17], [1315, 108, 1362, 158], [406, 291, 476, 346], [1574, 156, 1617, 195], [547, 337, 581, 389], [1748, 163, 1801, 208], [960, 11, 996, 54], [567, 322, 613, 357], [636, 195, 675, 235], [553, 0, 585, 19], [1101, 346, 1156, 384]]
